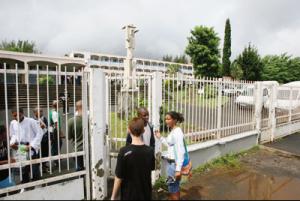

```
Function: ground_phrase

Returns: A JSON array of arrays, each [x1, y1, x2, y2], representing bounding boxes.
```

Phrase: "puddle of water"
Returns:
[[181, 170, 300, 200]]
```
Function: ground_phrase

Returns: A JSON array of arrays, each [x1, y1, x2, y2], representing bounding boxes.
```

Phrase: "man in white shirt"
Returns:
[[10, 108, 44, 183], [126, 108, 155, 154]]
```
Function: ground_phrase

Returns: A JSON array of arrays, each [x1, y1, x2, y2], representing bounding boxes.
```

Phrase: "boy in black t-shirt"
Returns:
[[111, 118, 155, 200]]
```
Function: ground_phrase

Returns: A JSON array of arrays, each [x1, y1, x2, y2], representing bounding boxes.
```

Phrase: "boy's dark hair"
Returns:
[[11, 107, 24, 114], [129, 118, 145, 137], [167, 111, 184, 123]]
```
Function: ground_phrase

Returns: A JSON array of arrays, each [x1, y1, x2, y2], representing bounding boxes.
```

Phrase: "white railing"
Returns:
[[160, 76, 256, 144]]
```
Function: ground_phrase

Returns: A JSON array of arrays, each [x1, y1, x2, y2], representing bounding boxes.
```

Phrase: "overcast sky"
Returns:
[[0, 0, 300, 60]]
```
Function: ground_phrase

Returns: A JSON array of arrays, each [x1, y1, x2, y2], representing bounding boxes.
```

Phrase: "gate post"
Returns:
[[89, 68, 108, 200], [151, 72, 163, 183], [254, 82, 263, 142], [269, 84, 277, 142], [217, 78, 223, 140]]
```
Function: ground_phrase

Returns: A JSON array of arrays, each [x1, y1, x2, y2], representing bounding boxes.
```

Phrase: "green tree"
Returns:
[[39, 75, 55, 85], [173, 55, 189, 64], [167, 64, 181, 75], [0, 40, 39, 53], [262, 54, 300, 84], [222, 19, 232, 76], [162, 55, 173, 62], [236, 44, 263, 81], [185, 26, 221, 78], [162, 54, 189, 64], [230, 61, 243, 80]]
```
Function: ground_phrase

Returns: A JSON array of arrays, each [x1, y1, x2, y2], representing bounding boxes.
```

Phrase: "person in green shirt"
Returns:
[[49, 100, 64, 167], [68, 100, 84, 171]]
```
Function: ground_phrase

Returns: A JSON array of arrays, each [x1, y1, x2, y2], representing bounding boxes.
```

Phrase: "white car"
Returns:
[[235, 84, 272, 108]]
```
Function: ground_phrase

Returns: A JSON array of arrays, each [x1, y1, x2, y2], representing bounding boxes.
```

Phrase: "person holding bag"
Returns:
[[155, 111, 192, 201]]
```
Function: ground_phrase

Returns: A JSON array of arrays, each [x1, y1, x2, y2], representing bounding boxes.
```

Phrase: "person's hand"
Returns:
[[10, 144, 18, 150], [40, 122, 46, 129], [175, 171, 182, 181], [154, 130, 161, 139]]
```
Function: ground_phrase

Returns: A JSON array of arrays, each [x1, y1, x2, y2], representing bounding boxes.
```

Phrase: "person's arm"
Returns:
[[155, 131, 173, 147], [30, 120, 44, 152], [0, 158, 16, 165], [111, 177, 122, 200], [150, 126, 156, 151], [68, 119, 74, 141], [9, 122, 18, 150], [151, 149, 156, 171], [174, 129, 185, 180]]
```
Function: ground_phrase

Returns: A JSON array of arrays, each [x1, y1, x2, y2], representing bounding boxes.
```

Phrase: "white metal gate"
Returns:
[[0, 62, 91, 199]]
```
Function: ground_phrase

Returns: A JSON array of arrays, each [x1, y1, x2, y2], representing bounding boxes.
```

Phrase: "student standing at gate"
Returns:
[[9, 108, 44, 183], [33, 107, 49, 173], [111, 118, 155, 200], [0, 125, 16, 189], [126, 108, 155, 153], [155, 112, 186, 201], [49, 101, 64, 167], [68, 100, 84, 171]]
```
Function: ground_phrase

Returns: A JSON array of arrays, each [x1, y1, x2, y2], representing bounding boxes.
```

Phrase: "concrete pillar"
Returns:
[[151, 72, 163, 183], [217, 78, 223, 140], [89, 68, 108, 199], [254, 82, 263, 142], [58, 64, 62, 85], [24, 62, 29, 84]]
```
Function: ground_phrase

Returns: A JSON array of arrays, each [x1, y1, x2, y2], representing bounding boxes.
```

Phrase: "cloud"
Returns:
[[0, 0, 299, 60]]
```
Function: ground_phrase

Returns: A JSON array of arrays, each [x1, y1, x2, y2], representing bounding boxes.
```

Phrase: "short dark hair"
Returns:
[[129, 118, 145, 137], [166, 111, 184, 123], [137, 107, 149, 116], [11, 107, 24, 114]]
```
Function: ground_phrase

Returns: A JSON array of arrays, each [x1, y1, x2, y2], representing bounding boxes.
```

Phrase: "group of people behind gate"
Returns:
[[0, 101, 191, 200], [111, 108, 192, 201], [0, 99, 84, 191]]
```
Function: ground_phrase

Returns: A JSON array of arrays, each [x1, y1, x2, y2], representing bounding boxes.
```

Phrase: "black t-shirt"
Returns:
[[0, 141, 9, 181], [115, 145, 155, 200]]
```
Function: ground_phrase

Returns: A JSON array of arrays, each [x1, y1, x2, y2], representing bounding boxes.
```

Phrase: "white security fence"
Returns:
[[260, 83, 300, 142], [1, 64, 300, 200]]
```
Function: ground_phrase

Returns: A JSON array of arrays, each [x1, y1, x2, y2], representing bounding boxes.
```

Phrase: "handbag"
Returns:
[[174, 139, 192, 176]]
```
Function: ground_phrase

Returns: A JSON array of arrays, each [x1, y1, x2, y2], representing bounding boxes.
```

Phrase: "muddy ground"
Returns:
[[153, 144, 300, 200], [179, 147, 300, 200]]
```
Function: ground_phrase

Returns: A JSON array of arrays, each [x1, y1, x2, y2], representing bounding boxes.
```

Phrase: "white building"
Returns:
[[69, 51, 194, 77], [0, 50, 194, 85]]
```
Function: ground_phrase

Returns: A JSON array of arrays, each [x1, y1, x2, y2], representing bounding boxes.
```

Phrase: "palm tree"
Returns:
[[167, 64, 181, 75], [0, 40, 39, 53]]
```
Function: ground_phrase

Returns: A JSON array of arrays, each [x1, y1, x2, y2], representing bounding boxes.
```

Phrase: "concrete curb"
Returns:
[[259, 145, 300, 160]]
